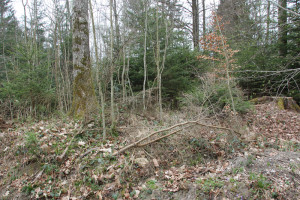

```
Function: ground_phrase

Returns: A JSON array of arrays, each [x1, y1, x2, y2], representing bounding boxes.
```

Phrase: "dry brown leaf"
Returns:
[[153, 159, 159, 167]]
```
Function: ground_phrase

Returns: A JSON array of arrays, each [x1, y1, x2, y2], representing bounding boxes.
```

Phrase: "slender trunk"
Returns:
[[278, 0, 287, 56], [113, 0, 120, 51], [66, 0, 73, 108], [63, 37, 71, 111], [66, 0, 72, 29], [143, 0, 148, 110], [22, 0, 28, 44], [215, 16, 237, 118], [33, 0, 38, 66], [202, 0, 206, 37], [192, 0, 199, 50], [89, 0, 106, 139], [155, 2, 162, 120], [58, 24, 68, 112], [110, 0, 115, 126], [126, 50, 133, 99], [122, 44, 126, 102], [266, 1, 270, 44], [54, 21, 62, 111], [159, 21, 169, 121]]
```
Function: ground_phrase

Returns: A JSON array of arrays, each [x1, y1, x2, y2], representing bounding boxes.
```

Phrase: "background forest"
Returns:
[[0, 0, 299, 121], [0, 0, 300, 199]]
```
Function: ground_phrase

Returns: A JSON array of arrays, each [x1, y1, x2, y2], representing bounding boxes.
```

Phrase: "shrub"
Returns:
[[181, 74, 253, 114]]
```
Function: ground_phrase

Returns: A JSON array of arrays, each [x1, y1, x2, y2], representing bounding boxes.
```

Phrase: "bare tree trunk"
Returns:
[[192, 0, 199, 50], [53, 20, 63, 111], [143, 0, 148, 110], [33, 0, 38, 66], [110, 0, 115, 126], [22, 0, 28, 44], [89, 0, 106, 139], [126, 49, 134, 99], [66, 0, 72, 29], [122, 43, 126, 102], [70, 0, 98, 119], [154, 2, 162, 120], [58, 24, 69, 112], [202, 0, 206, 37], [278, 0, 287, 56], [113, 0, 120, 50], [266, 1, 270, 44]]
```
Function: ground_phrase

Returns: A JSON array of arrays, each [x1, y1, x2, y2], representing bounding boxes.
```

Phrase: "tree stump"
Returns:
[[250, 96, 300, 112]]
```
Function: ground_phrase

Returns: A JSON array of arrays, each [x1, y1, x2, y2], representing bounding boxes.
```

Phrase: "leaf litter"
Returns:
[[0, 101, 299, 199]]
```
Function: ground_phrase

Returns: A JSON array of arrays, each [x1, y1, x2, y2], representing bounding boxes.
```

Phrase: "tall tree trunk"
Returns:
[[65, 0, 73, 109], [122, 44, 126, 102], [143, 0, 148, 110], [66, 0, 72, 29], [70, 0, 98, 119], [22, 0, 28, 44], [89, 0, 106, 139], [54, 20, 62, 111], [33, 0, 38, 66], [155, 2, 162, 120], [266, 1, 270, 44], [113, 0, 120, 51], [110, 0, 115, 126], [192, 0, 199, 51], [278, 0, 287, 56], [202, 0, 206, 37]]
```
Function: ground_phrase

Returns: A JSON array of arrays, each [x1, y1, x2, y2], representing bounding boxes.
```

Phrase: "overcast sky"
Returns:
[[12, 0, 220, 21]]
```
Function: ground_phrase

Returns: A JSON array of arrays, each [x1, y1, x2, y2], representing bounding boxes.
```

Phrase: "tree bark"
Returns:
[[110, 0, 115, 126], [155, 2, 162, 120], [143, 0, 148, 110], [70, 0, 98, 119], [192, 0, 199, 51], [202, 0, 206, 37], [113, 0, 120, 51], [266, 1, 270, 44], [278, 0, 287, 56]]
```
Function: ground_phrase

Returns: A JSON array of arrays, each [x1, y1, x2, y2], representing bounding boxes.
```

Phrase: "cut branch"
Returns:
[[112, 120, 240, 156]]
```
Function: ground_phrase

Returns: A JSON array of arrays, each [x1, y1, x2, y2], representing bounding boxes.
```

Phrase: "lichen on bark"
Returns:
[[70, 0, 98, 119]]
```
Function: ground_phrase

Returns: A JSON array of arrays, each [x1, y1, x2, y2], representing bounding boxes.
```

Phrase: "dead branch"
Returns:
[[112, 121, 199, 156], [195, 122, 241, 136], [80, 147, 100, 158], [57, 127, 85, 162], [113, 120, 240, 156], [138, 128, 183, 147]]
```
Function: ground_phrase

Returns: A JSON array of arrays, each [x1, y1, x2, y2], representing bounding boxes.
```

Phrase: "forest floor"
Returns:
[[0, 101, 299, 200]]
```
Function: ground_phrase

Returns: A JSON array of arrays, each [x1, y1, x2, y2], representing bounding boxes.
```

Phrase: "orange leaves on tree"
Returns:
[[197, 13, 239, 76]]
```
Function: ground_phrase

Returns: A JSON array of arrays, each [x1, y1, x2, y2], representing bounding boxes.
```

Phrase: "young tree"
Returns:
[[89, 0, 106, 139], [70, 0, 98, 118], [143, 0, 149, 110], [110, 0, 115, 126]]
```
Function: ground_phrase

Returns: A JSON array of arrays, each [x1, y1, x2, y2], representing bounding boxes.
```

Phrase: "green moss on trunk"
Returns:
[[70, 0, 99, 119]]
